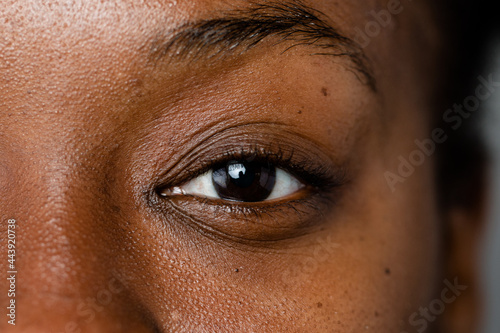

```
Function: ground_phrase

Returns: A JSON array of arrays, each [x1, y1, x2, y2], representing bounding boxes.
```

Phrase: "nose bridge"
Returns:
[[0, 43, 132, 291], [2, 139, 135, 328], [0, 118, 162, 332], [0, 4, 160, 331], [19, 149, 110, 290]]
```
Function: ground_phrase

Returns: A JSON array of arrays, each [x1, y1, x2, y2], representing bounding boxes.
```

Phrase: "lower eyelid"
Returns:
[[159, 193, 331, 245]]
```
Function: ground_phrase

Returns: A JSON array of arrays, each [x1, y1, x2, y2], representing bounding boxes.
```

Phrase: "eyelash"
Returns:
[[157, 144, 346, 197]]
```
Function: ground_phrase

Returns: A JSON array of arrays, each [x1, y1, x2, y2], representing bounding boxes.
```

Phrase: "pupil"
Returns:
[[227, 163, 255, 188], [212, 160, 276, 202]]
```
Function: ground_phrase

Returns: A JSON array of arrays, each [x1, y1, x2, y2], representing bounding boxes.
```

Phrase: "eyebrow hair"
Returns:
[[149, 1, 376, 90]]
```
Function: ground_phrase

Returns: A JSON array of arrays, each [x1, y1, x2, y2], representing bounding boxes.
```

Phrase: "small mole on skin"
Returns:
[[298, 110, 302, 114], [385, 268, 391, 275], [321, 87, 328, 96], [234, 268, 239, 273], [317, 302, 323, 308], [375, 311, 379, 317]]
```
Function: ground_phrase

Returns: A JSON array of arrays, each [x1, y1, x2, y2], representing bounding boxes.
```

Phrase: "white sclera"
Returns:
[[178, 168, 304, 201]]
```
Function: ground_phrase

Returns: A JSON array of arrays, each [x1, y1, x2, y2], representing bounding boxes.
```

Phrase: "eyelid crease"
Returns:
[[152, 121, 286, 182], [151, 122, 348, 191], [155, 140, 347, 198]]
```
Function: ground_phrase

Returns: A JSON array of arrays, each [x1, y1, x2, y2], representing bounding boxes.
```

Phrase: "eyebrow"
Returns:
[[149, 1, 376, 90]]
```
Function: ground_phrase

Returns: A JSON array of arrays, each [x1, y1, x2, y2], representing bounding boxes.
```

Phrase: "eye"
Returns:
[[166, 160, 304, 202], [152, 135, 348, 243]]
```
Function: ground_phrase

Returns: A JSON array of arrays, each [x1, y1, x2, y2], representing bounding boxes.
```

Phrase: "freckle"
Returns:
[[374, 311, 379, 317], [321, 87, 328, 96], [234, 268, 239, 273], [385, 268, 391, 275], [316, 302, 323, 308], [297, 110, 302, 114]]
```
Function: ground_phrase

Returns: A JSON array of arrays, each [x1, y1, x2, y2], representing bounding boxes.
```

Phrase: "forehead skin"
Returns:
[[0, 0, 445, 332]]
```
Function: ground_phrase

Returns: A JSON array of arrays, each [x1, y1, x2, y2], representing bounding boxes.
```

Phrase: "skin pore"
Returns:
[[0, 0, 482, 332]]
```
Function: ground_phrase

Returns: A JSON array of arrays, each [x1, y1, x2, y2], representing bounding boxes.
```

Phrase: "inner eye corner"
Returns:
[[155, 185, 181, 198]]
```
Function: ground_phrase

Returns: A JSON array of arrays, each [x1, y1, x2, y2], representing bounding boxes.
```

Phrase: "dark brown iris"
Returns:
[[212, 160, 276, 202]]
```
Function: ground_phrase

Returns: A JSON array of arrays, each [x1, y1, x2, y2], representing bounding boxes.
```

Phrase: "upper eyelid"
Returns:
[[152, 121, 286, 185], [151, 122, 339, 189], [155, 143, 347, 208]]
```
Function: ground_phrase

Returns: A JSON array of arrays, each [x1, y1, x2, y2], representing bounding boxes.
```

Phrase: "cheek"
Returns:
[[262, 160, 441, 330]]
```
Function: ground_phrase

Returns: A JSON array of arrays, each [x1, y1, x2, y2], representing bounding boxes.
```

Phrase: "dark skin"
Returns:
[[0, 0, 483, 332]]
